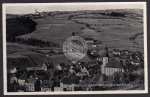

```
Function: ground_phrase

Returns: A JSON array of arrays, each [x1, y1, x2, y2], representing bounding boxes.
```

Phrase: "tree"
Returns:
[[112, 72, 122, 84], [121, 72, 130, 84]]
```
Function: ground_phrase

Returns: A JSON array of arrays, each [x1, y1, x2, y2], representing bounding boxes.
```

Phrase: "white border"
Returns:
[[2, 2, 148, 95]]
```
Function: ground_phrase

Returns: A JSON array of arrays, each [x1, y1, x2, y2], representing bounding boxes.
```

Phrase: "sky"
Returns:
[[4, 3, 144, 14]]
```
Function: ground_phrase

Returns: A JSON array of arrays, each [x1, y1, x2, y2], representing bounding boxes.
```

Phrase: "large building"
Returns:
[[101, 47, 125, 76]]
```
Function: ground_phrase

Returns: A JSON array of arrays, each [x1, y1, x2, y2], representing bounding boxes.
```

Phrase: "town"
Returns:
[[8, 43, 144, 92]]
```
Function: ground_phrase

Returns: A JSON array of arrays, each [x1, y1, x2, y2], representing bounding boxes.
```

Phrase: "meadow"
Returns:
[[7, 9, 144, 67]]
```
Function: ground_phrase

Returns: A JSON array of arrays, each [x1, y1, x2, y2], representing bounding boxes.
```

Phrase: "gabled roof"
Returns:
[[105, 61, 125, 69], [61, 76, 79, 85], [58, 63, 66, 68], [18, 74, 27, 80], [26, 67, 43, 71], [41, 80, 53, 88], [26, 78, 37, 84]]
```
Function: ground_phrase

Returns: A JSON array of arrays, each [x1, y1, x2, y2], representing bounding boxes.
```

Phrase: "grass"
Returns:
[[7, 9, 144, 67]]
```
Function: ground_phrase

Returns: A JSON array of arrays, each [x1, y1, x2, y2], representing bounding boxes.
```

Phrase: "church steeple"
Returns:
[[103, 46, 109, 57], [102, 46, 109, 74]]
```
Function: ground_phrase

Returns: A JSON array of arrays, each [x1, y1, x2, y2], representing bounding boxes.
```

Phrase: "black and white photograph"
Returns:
[[2, 2, 148, 95]]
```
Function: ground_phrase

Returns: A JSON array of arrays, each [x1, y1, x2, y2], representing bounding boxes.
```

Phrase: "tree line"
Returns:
[[15, 37, 59, 47], [101, 12, 125, 17]]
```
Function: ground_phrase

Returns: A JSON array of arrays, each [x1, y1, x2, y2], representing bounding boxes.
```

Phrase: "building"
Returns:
[[54, 87, 64, 91], [41, 80, 54, 92], [104, 61, 125, 76], [18, 74, 27, 85], [26, 63, 47, 71], [25, 78, 41, 92], [101, 47, 125, 76], [60, 76, 79, 91], [80, 67, 89, 75], [84, 38, 94, 43], [10, 74, 17, 84], [9, 67, 17, 74], [101, 48, 109, 74], [56, 63, 68, 70], [131, 59, 141, 65], [112, 49, 121, 55]]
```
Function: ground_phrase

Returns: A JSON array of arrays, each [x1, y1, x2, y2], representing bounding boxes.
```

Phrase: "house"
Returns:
[[122, 50, 131, 55], [26, 63, 47, 71], [69, 68, 76, 74], [60, 76, 79, 91], [93, 44, 97, 47], [54, 87, 64, 91], [88, 65, 101, 74], [80, 67, 89, 75], [41, 80, 54, 92], [112, 49, 121, 55], [84, 38, 95, 49], [18, 74, 27, 85], [76, 72, 88, 77], [131, 59, 141, 65], [10, 74, 17, 84], [25, 78, 41, 92], [9, 67, 17, 74], [56, 63, 68, 70], [84, 38, 94, 43]]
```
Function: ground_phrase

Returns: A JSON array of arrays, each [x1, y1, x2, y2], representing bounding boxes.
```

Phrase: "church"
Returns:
[[101, 47, 125, 76]]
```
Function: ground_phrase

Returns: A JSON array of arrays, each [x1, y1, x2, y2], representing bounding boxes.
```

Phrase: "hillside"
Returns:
[[7, 9, 144, 67]]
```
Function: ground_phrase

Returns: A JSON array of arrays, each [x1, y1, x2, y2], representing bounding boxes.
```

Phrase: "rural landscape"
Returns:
[[6, 8, 145, 92]]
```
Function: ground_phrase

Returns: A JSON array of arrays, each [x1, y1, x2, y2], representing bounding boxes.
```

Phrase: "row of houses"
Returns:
[[8, 47, 143, 92]]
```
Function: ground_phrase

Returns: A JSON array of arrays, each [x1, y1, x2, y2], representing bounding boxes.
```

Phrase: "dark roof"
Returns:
[[74, 69, 81, 73], [91, 65, 101, 70], [132, 59, 140, 63], [26, 67, 43, 71], [41, 80, 53, 88], [105, 61, 125, 69], [84, 38, 94, 40], [61, 76, 79, 85], [59, 63, 66, 68], [113, 49, 120, 52], [26, 78, 37, 84], [18, 74, 27, 80]]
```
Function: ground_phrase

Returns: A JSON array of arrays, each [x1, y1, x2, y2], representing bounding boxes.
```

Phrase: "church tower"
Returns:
[[101, 47, 109, 74]]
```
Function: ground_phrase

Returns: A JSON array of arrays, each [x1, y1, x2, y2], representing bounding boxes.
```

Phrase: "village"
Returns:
[[6, 7, 145, 92], [7, 37, 144, 92]]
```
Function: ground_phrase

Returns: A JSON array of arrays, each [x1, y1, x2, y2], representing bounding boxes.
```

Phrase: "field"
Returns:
[[6, 9, 144, 67]]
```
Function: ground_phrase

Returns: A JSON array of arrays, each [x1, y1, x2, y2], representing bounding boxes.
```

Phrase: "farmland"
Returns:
[[6, 9, 144, 68]]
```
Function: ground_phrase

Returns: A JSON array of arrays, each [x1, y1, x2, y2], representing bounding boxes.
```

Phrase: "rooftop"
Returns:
[[18, 74, 27, 80], [61, 76, 79, 85], [26, 78, 38, 84], [41, 80, 54, 88], [105, 61, 125, 69]]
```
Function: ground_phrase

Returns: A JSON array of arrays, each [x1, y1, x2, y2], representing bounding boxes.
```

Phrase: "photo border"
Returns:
[[2, 2, 148, 95]]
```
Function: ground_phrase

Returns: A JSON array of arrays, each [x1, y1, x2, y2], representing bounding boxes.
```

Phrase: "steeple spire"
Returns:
[[103, 46, 109, 57]]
